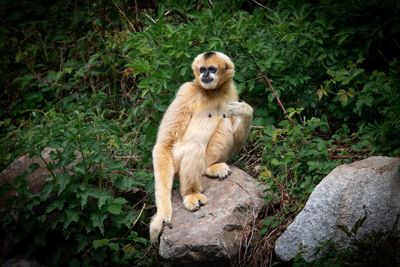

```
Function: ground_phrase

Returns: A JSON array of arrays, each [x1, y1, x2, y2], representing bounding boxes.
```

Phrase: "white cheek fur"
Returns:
[[200, 73, 217, 89], [201, 80, 218, 89]]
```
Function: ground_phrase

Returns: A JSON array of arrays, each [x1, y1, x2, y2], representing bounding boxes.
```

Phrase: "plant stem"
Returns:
[[77, 135, 89, 182], [40, 154, 57, 181], [260, 75, 295, 126]]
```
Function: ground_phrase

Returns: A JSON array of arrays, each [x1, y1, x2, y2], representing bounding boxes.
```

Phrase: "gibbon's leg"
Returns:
[[205, 101, 253, 179], [205, 119, 234, 180], [177, 142, 208, 211], [205, 101, 253, 181], [149, 145, 174, 245]]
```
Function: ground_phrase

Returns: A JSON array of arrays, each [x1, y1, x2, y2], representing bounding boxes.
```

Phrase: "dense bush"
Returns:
[[1, 0, 399, 265]]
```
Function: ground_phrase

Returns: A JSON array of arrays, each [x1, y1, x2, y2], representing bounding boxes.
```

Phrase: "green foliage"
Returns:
[[1, 0, 399, 265], [0, 93, 152, 265]]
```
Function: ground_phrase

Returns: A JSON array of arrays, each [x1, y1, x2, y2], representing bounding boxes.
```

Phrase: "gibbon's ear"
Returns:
[[223, 59, 235, 79]]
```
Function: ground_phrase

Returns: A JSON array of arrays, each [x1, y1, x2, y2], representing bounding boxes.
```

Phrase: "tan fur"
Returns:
[[149, 52, 253, 245]]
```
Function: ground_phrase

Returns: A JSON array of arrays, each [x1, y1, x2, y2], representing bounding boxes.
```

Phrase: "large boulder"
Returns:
[[275, 156, 400, 262], [159, 167, 266, 266], [0, 148, 82, 203], [0, 148, 82, 258]]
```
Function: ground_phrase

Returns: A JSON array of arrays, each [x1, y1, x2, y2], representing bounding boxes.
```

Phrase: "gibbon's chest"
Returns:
[[181, 102, 230, 145]]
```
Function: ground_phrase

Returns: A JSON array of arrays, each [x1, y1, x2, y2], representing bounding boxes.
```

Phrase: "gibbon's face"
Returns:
[[192, 51, 235, 90]]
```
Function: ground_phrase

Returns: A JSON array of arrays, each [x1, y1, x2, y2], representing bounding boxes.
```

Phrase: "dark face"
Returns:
[[199, 66, 217, 84]]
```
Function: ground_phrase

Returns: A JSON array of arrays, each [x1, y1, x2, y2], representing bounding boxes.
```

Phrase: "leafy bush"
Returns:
[[1, 93, 153, 265]]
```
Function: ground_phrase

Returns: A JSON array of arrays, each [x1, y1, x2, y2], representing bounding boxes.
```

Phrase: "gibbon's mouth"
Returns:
[[201, 77, 214, 83]]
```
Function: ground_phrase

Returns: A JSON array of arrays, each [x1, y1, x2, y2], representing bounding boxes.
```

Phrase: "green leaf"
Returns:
[[79, 190, 91, 209], [64, 67, 73, 74], [93, 239, 109, 249], [340, 94, 348, 106], [107, 204, 122, 215], [92, 190, 111, 209], [74, 165, 86, 176], [106, 196, 128, 215], [55, 173, 70, 195], [108, 242, 119, 252], [113, 176, 139, 190], [337, 224, 352, 237], [113, 197, 128, 205], [108, 161, 125, 171], [46, 199, 65, 213], [351, 215, 368, 234], [90, 212, 107, 234], [122, 244, 136, 256], [64, 209, 80, 229], [271, 158, 281, 166]]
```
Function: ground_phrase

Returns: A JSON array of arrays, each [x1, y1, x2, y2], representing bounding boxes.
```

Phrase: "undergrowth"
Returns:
[[0, 0, 399, 266]]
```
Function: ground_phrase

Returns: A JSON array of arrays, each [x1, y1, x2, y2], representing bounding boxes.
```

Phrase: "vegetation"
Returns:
[[0, 0, 399, 265]]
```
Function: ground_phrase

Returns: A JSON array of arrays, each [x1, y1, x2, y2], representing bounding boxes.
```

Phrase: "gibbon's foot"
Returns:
[[149, 212, 172, 246], [227, 101, 253, 117], [183, 193, 208, 211], [206, 162, 232, 180]]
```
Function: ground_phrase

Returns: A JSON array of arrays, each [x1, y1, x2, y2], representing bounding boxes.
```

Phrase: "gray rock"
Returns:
[[0, 148, 82, 207], [159, 167, 265, 266], [0, 148, 83, 257], [275, 156, 400, 262]]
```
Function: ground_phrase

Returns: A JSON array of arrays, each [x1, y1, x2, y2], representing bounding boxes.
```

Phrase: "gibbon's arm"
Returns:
[[228, 101, 253, 156], [150, 83, 193, 245]]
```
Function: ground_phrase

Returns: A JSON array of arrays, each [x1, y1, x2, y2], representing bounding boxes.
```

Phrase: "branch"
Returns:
[[249, 56, 295, 125], [260, 75, 295, 126]]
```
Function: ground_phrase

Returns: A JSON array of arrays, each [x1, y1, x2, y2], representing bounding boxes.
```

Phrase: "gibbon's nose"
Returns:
[[201, 76, 214, 83]]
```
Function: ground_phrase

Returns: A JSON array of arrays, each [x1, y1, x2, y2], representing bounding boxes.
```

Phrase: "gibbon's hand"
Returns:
[[227, 101, 253, 117]]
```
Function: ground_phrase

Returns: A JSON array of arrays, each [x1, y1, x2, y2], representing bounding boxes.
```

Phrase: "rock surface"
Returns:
[[0, 149, 52, 195], [0, 148, 82, 207], [159, 167, 265, 266], [0, 148, 83, 257], [275, 156, 400, 262]]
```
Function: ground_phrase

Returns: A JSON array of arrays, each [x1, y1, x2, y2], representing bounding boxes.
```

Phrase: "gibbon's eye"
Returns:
[[208, 66, 217, 73], [199, 67, 207, 73]]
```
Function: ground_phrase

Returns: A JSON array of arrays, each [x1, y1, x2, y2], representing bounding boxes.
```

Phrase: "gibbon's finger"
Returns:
[[164, 221, 173, 229]]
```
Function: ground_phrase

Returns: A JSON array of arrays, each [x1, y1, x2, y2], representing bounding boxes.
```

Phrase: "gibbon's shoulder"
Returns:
[[175, 81, 198, 98]]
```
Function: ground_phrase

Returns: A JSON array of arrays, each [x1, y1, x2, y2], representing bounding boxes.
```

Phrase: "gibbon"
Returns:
[[149, 51, 253, 245]]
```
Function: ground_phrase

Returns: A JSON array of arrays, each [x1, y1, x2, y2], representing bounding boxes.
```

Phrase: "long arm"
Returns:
[[228, 101, 253, 156], [149, 84, 193, 245]]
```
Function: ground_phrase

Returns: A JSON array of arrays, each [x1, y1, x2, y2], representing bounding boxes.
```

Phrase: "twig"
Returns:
[[123, 203, 146, 238], [377, 49, 390, 65], [144, 13, 157, 24], [132, 203, 146, 228], [234, 142, 263, 165], [39, 154, 57, 181], [251, 0, 272, 11], [111, 0, 135, 32]]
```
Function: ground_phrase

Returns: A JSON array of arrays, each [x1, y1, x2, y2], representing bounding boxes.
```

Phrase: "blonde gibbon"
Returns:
[[149, 51, 253, 245]]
